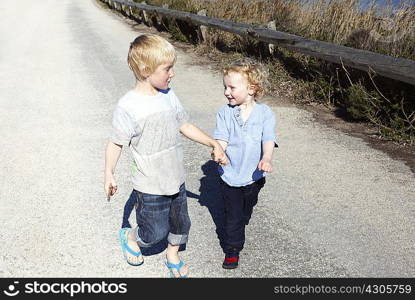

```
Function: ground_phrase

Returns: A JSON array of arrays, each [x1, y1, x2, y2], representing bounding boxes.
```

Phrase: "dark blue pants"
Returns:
[[220, 178, 265, 254]]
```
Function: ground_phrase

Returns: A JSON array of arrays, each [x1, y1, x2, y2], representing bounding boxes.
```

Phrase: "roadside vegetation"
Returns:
[[126, 0, 415, 144]]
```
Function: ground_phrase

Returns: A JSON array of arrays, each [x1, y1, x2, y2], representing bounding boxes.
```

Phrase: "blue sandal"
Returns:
[[119, 228, 143, 266], [165, 260, 187, 278]]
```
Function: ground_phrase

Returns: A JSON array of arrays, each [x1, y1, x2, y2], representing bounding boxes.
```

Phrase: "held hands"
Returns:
[[104, 174, 118, 201], [211, 145, 228, 166], [258, 158, 273, 173]]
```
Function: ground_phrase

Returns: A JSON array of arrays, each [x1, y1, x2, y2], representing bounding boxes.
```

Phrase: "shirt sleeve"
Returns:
[[213, 108, 229, 142], [262, 107, 278, 146], [110, 105, 136, 146], [170, 90, 189, 126]]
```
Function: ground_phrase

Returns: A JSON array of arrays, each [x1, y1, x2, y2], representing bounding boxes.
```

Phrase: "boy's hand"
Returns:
[[258, 158, 273, 172], [104, 174, 118, 201], [211, 145, 228, 166]]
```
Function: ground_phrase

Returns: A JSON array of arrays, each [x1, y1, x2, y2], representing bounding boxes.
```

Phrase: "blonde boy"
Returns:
[[104, 34, 226, 278]]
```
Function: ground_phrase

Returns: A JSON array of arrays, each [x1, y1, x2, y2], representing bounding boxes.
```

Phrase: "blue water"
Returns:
[[359, 0, 415, 10]]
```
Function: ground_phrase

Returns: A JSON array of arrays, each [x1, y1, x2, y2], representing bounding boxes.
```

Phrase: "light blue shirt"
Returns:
[[213, 102, 277, 187]]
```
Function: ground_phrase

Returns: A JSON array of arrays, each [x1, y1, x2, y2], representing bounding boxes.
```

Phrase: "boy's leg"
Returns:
[[133, 191, 171, 247], [124, 190, 172, 266], [166, 183, 191, 277], [242, 177, 265, 225], [121, 191, 143, 265], [220, 180, 245, 254], [121, 191, 137, 228]]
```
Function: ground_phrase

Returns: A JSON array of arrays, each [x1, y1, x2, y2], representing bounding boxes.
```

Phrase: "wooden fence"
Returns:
[[101, 0, 415, 85]]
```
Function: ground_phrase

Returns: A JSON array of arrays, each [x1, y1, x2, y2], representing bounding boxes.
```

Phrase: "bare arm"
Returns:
[[258, 141, 275, 172], [216, 139, 228, 151], [104, 141, 123, 198], [180, 122, 227, 165]]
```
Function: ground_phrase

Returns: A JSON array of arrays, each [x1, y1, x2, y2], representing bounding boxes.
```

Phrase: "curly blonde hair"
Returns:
[[223, 57, 268, 99]]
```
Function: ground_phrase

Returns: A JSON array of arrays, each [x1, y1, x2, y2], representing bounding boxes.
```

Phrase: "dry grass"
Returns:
[[145, 0, 415, 60], [129, 0, 414, 144]]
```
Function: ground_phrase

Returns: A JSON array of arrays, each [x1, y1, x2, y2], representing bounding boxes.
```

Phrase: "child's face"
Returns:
[[223, 71, 255, 106], [148, 61, 175, 90]]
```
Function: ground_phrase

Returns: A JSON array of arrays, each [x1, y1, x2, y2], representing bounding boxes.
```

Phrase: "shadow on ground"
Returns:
[[187, 160, 226, 253]]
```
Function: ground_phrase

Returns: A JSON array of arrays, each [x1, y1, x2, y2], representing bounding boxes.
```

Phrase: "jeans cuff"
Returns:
[[131, 226, 152, 248], [167, 233, 188, 245]]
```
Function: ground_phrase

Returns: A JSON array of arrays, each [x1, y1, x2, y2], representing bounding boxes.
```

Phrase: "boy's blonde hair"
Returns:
[[223, 57, 268, 99], [127, 34, 177, 81]]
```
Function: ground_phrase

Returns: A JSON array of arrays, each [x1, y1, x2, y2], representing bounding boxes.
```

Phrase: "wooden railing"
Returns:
[[101, 0, 415, 85]]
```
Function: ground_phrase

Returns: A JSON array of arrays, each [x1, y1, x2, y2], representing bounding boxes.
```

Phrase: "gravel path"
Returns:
[[1, 0, 414, 278]]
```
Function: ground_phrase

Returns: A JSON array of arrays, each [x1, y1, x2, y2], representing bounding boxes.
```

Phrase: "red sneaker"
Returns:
[[222, 253, 239, 269]]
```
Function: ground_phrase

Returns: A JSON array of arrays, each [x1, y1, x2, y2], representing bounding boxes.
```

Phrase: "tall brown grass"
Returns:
[[145, 0, 415, 60], [129, 0, 414, 143]]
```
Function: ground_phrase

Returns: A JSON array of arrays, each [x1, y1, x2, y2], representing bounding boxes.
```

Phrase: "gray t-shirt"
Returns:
[[110, 89, 189, 195]]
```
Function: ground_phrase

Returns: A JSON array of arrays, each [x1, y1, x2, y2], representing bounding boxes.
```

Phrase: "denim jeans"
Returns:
[[130, 183, 191, 247], [220, 178, 265, 254]]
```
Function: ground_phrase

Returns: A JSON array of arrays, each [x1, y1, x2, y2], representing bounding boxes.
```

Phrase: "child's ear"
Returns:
[[248, 84, 257, 96], [139, 65, 151, 78]]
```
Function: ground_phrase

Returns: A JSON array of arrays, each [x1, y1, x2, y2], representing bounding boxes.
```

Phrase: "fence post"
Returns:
[[126, 1, 134, 16], [153, 3, 168, 26], [126, 0, 137, 20], [140, 1, 152, 26], [129, 1, 134, 17], [267, 20, 276, 55], [197, 9, 208, 43]]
